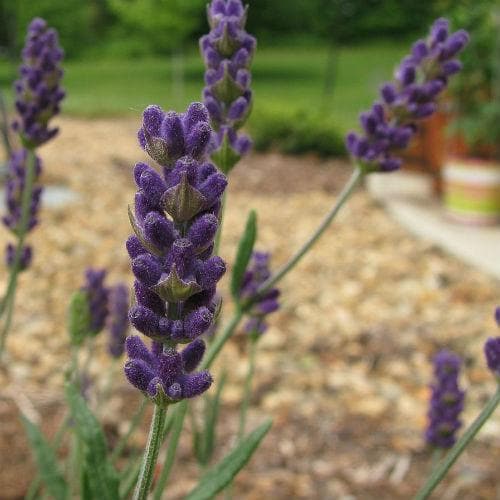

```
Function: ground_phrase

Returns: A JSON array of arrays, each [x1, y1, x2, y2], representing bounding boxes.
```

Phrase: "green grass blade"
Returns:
[[202, 371, 227, 464], [185, 419, 272, 500], [21, 415, 68, 500], [230, 210, 257, 301], [65, 383, 119, 500]]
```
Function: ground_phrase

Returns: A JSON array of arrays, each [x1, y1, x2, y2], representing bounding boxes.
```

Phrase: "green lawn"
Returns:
[[0, 41, 407, 132]]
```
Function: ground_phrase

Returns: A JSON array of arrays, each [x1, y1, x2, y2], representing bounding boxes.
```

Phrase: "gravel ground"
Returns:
[[1, 117, 500, 499]]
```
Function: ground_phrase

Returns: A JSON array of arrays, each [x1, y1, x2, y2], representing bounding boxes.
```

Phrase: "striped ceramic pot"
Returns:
[[443, 157, 500, 225]]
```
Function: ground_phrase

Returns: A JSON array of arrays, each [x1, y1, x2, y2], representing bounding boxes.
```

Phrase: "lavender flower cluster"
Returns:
[[81, 268, 129, 357], [125, 102, 227, 406], [484, 308, 500, 378], [12, 18, 65, 147], [2, 149, 42, 270], [2, 18, 65, 272], [240, 252, 280, 337], [200, 0, 256, 168], [425, 350, 465, 449], [346, 18, 469, 172]]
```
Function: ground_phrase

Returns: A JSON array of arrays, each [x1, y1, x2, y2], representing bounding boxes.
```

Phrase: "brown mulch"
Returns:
[[1, 117, 500, 499]]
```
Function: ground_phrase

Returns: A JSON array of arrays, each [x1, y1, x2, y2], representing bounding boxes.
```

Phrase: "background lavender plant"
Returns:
[[0, 18, 64, 355], [2, 149, 42, 270], [107, 283, 130, 358], [346, 18, 469, 172], [12, 18, 65, 147], [200, 0, 256, 172], [240, 251, 280, 337], [82, 267, 109, 336], [425, 350, 465, 449]]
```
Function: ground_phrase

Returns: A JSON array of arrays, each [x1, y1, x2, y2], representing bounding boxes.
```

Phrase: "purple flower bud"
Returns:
[[198, 172, 227, 204], [188, 214, 219, 252], [442, 60, 462, 76], [132, 254, 163, 286], [125, 359, 155, 392], [143, 105, 163, 135], [129, 305, 160, 338], [181, 339, 206, 372], [186, 122, 212, 159], [484, 337, 500, 377], [197, 256, 226, 289], [134, 280, 165, 314], [143, 211, 175, 249], [126, 236, 146, 259], [139, 168, 167, 206], [179, 371, 213, 398], [184, 307, 213, 339]]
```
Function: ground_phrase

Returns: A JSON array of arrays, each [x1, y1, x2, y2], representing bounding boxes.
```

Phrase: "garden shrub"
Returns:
[[249, 109, 346, 158]]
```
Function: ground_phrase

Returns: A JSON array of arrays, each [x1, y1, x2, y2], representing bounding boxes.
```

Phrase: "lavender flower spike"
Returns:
[[425, 350, 465, 449], [12, 18, 65, 147], [200, 0, 256, 171], [82, 268, 109, 335], [240, 251, 280, 337], [2, 149, 42, 270], [484, 308, 500, 378], [126, 102, 227, 405], [107, 284, 130, 358], [346, 18, 468, 173]]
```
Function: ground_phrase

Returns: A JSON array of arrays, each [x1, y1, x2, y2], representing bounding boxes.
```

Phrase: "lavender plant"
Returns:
[[18, 8, 491, 500], [0, 18, 64, 355], [200, 0, 256, 173], [125, 101, 227, 497], [416, 310, 500, 499], [346, 18, 469, 173]]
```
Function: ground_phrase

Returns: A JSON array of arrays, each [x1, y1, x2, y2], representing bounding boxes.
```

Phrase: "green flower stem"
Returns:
[[133, 404, 167, 500], [415, 384, 500, 500], [111, 397, 148, 462], [214, 190, 227, 255], [0, 89, 12, 157], [201, 307, 244, 370], [250, 166, 364, 303], [0, 148, 37, 355], [153, 400, 188, 499], [238, 337, 258, 440]]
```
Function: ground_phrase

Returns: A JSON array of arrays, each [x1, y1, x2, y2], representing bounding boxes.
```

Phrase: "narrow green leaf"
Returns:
[[65, 383, 119, 500], [186, 419, 272, 500], [230, 210, 257, 300], [67, 290, 91, 346], [202, 371, 227, 464], [21, 415, 68, 500]]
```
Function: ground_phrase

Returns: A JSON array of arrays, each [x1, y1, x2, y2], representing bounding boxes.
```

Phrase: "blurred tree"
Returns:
[[7, 0, 96, 58], [107, 0, 205, 54], [444, 0, 500, 158]]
